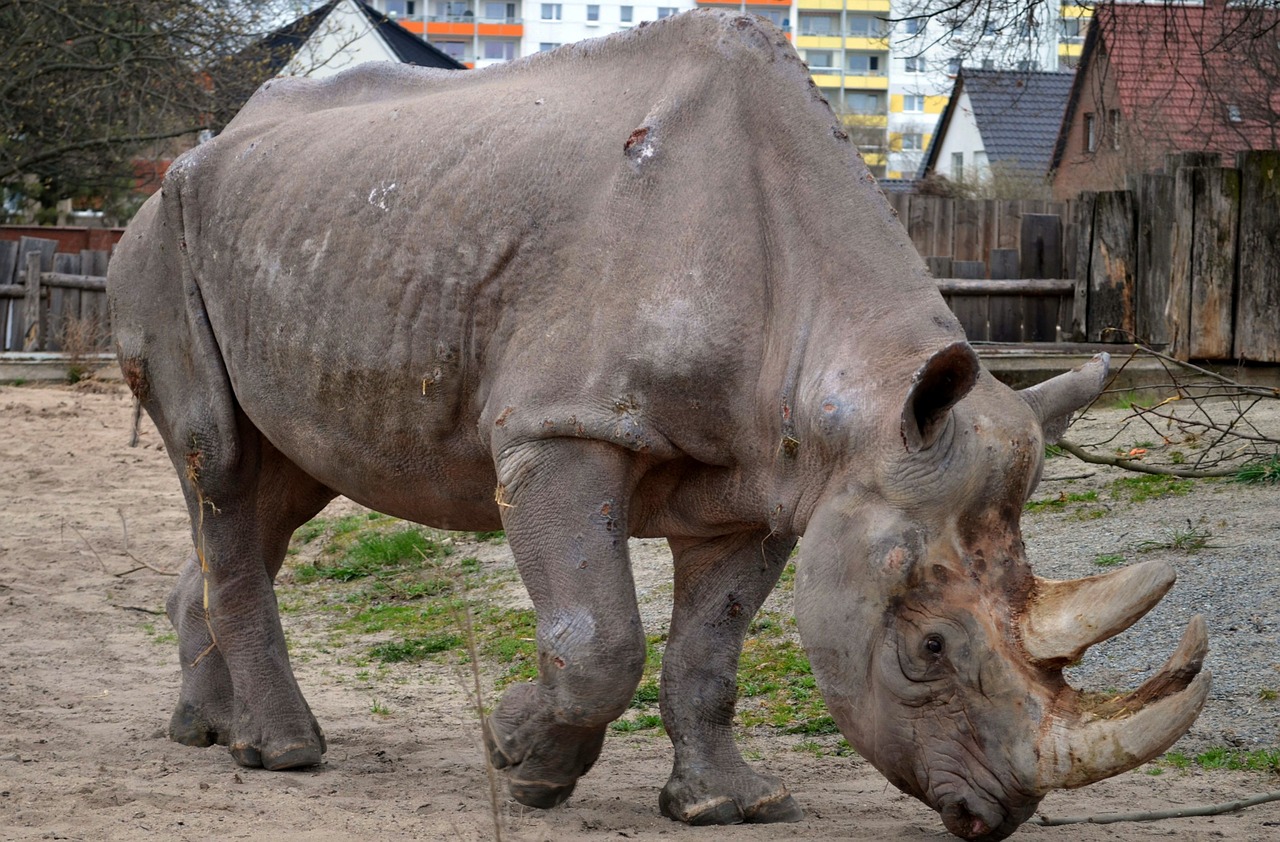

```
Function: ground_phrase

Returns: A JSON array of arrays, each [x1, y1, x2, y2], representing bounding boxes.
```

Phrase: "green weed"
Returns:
[[610, 714, 664, 733], [1138, 522, 1213, 554], [1094, 553, 1125, 568], [370, 698, 390, 716], [1235, 455, 1280, 485], [1025, 490, 1099, 514], [1110, 474, 1193, 504], [294, 528, 450, 583]]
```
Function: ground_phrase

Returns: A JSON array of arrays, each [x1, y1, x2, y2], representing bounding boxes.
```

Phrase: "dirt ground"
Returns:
[[2, 378, 1279, 841]]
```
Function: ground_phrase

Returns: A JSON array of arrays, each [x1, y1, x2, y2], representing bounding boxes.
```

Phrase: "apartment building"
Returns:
[[365, 1, 1086, 179]]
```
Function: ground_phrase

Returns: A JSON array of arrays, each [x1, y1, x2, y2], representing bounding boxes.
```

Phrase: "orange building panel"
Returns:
[[399, 20, 426, 34], [426, 21, 475, 36], [478, 23, 523, 36]]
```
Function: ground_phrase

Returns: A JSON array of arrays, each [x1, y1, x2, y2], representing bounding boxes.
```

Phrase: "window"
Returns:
[[902, 18, 924, 36], [946, 56, 961, 75], [1110, 109, 1122, 148], [539, 42, 561, 51], [798, 14, 835, 36], [900, 133, 924, 151], [1061, 18, 1084, 40], [974, 150, 988, 171], [438, 41, 466, 60], [756, 10, 785, 28], [904, 94, 925, 112], [483, 2, 515, 21], [952, 152, 964, 180], [587, 4, 599, 22], [1084, 112, 1096, 152], [482, 40, 515, 60], [1016, 59, 1040, 72], [1227, 104, 1243, 123], [847, 15, 884, 37], [806, 50, 835, 70], [540, 3, 561, 20], [383, 1, 415, 16], [620, 5, 632, 22], [443, 1, 468, 17], [657, 7, 677, 18], [847, 92, 881, 113], [904, 56, 924, 73], [846, 53, 881, 75]]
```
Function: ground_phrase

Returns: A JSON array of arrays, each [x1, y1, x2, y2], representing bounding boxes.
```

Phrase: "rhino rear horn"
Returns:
[[901, 341, 980, 452], [1018, 353, 1110, 445]]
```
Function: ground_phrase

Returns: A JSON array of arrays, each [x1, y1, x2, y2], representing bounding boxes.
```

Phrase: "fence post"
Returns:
[[1189, 167, 1240, 360], [22, 251, 42, 351], [1234, 150, 1280, 363]]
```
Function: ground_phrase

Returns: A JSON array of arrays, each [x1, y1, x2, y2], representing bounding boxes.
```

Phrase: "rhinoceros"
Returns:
[[107, 10, 1209, 840]]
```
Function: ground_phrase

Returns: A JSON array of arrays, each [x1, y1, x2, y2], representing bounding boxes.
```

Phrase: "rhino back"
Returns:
[[139, 11, 957, 531]]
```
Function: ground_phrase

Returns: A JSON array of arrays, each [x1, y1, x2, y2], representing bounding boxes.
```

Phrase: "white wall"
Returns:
[[284, 0, 399, 78], [932, 87, 986, 181]]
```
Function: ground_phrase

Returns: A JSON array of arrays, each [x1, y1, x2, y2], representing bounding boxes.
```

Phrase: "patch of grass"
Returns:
[[1094, 553, 1125, 568], [370, 698, 390, 716], [1157, 748, 1280, 774], [1259, 688, 1278, 702], [1025, 490, 1099, 514], [630, 680, 661, 708], [1110, 474, 1194, 504], [610, 713, 664, 733], [736, 619, 830, 733], [371, 634, 463, 662], [1044, 444, 1066, 459], [295, 527, 450, 584], [472, 530, 506, 542], [1235, 455, 1280, 485]]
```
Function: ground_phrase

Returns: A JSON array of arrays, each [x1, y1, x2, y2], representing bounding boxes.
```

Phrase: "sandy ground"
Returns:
[[2, 378, 1279, 841]]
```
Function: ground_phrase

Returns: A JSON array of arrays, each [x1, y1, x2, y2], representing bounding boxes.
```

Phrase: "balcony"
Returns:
[[841, 113, 889, 129], [811, 72, 889, 90], [797, 0, 890, 10], [424, 15, 523, 37]]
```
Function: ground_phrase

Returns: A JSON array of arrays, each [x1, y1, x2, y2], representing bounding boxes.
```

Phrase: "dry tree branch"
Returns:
[[1028, 788, 1280, 827], [1055, 440, 1242, 478]]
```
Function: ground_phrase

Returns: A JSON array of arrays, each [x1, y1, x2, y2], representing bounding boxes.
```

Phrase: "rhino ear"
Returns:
[[1018, 353, 1110, 445], [901, 342, 980, 452]]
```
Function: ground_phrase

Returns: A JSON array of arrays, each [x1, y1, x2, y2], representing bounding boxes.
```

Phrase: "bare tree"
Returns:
[[0, 0, 310, 221]]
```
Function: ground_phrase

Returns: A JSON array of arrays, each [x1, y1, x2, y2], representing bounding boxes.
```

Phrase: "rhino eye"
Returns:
[[924, 635, 945, 656]]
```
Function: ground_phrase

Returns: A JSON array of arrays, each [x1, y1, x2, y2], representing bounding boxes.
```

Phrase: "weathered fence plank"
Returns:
[[10, 237, 56, 351], [1167, 168, 1195, 359], [1019, 214, 1063, 280], [933, 198, 955, 263], [989, 248, 1018, 280], [908, 196, 934, 257], [1189, 167, 1240, 359], [1235, 151, 1280, 362], [952, 199, 983, 262], [925, 256, 953, 277], [1135, 172, 1175, 348], [23, 252, 42, 351], [1087, 191, 1137, 342], [1071, 192, 1096, 340]]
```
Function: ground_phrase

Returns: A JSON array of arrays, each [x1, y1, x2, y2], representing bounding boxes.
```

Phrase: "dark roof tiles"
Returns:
[[960, 69, 1075, 173]]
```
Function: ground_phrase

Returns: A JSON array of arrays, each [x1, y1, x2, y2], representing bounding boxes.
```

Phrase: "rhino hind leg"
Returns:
[[658, 531, 803, 825], [164, 422, 336, 770], [482, 439, 648, 807]]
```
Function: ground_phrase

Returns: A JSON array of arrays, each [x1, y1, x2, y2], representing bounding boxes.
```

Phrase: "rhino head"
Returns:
[[796, 344, 1209, 841]]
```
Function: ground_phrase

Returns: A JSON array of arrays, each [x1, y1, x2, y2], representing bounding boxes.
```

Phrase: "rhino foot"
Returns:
[[484, 683, 608, 808], [659, 767, 803, 825], [169, 700, 230, 748], [225, 699, 326, 770]]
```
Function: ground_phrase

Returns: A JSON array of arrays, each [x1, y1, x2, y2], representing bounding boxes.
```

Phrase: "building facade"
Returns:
[[365, 0, 1088, 179]]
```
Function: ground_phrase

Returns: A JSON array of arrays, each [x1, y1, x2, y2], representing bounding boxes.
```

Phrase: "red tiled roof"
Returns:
[[1091, 1, 1280, 153]]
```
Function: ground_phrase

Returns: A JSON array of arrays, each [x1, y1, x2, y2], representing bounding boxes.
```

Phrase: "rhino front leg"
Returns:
[[484, 439, 647, 809], [659, 530, 803, 825]]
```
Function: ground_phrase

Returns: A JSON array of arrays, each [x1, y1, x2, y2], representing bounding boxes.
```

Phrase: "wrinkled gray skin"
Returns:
[[107, 12, 1207, 841]]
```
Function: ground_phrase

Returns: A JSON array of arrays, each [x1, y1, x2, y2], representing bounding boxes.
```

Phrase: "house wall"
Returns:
[[1051, 47, 1164, 198], [931, 88, 986, 181], [285, 1, 400, 78]]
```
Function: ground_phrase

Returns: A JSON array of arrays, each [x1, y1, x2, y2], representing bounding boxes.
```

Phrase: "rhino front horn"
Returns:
[[1037, 644, 1210, 790]]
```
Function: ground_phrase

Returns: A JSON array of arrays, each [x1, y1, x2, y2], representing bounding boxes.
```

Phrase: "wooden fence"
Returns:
[[0, 237, 111, 353], [1074, 150, 1280, 362]]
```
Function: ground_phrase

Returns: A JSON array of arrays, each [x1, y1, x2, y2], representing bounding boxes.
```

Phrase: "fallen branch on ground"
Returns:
[[1028, 788, 1280, 826], [1056, 439, 1242, 478]]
